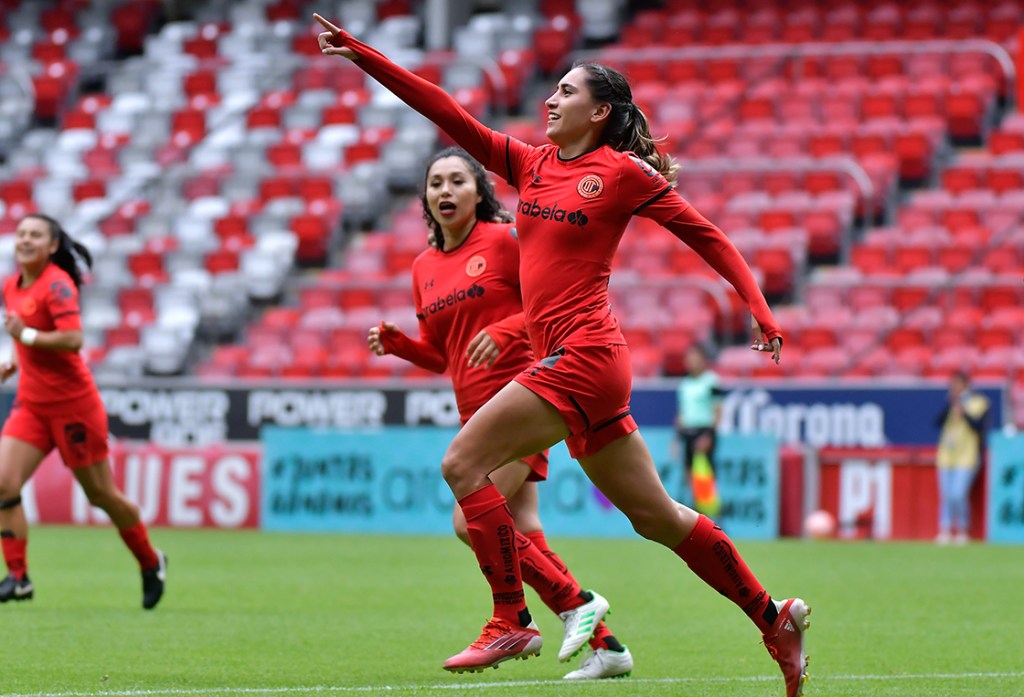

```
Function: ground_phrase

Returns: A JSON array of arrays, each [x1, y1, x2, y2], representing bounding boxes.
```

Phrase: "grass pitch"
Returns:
[[2, 527, 1022, 697]]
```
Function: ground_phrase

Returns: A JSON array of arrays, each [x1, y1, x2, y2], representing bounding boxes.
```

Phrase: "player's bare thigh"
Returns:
[[441, 381, 569, 499]]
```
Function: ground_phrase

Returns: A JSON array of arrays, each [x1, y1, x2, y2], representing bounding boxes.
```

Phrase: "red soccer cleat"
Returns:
[[443, 617, 543, 673], [762, 598, 811, 697]]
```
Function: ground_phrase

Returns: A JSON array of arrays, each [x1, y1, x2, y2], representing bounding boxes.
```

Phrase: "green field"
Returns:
[[2, 527, 1022, 697]]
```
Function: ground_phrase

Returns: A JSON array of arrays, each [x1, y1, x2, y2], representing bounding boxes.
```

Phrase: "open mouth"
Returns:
[[438, 201, 457, 214], [547, 113, 560, 123]]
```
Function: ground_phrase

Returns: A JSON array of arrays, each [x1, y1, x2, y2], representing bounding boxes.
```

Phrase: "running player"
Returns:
[[367, 147, 632, 679], [0, 214, 167, 609], [316, 14, 809, 696]]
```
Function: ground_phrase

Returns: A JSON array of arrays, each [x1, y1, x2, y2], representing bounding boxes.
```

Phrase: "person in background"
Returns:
[[674, 344, 724, 516], [368, 148, 633, 679], [935, 371, 990, 544], [0, 214, 167, 609], [317, 14, 808, 696]]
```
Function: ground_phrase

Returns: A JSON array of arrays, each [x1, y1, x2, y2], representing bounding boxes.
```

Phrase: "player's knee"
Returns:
[[628, 507, 681, 546], [440, 443, 474, 488]]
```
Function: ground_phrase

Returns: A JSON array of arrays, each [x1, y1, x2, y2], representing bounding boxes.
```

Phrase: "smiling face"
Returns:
[[425, 155, 482, 238], [544, 66, 609, 147], [14, 216, 58, 274]]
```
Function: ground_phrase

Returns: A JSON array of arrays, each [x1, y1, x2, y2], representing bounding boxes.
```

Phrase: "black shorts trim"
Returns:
[[567, 394, 590, 431], [593, 409, 632, 432]]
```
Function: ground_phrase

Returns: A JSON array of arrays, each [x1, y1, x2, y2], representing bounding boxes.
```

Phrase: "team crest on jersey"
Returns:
[[20, 298, 37, 316], [466, 255, 486, 277], [577, 174, 604, 199]]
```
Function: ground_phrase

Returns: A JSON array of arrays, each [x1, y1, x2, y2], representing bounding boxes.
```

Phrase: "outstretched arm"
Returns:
[[314, 13, 511, 179], [662, 206, 783, 362], [368, 321, 448, 374]]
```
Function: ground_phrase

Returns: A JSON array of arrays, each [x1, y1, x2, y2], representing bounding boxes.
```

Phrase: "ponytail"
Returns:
[[21, 214, 93, 289], [572, 60, 679, 187]]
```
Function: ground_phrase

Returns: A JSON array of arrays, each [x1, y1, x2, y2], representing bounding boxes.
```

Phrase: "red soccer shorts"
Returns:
[[2, 395, 110, 469], [515, 342, 638, 459]]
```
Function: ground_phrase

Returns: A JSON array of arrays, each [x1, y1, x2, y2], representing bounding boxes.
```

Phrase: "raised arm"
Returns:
[[314, 13, 510, 179]]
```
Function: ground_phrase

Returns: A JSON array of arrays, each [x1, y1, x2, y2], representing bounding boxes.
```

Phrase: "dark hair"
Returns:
[[571, 60, 679, 186], [20, 214, 93, 288], [420, 147, 514, 251]]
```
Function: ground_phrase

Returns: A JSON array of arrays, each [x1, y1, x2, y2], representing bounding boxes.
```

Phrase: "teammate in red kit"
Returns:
[[0, 214, 167, 609], [317, 13, 809, 696], [367, 147, 633, 679]]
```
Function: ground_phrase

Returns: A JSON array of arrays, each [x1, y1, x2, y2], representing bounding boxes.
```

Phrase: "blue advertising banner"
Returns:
[[261, 426, 458, 533], [987, 433, 1024, 544], [260, 426, 778, 539], [543, 429, 778, 539], [1, 381, 1002, 449], [633, 383, 1003, 448]]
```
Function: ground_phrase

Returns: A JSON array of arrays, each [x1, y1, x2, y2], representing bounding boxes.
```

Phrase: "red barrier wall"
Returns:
[[25, 442, 262, 529], [816, 447, 986, 540]]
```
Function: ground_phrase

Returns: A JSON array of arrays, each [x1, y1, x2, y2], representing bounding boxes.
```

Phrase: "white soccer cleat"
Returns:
[[557, 590, 610, 662], [563, 646, 634, 680]]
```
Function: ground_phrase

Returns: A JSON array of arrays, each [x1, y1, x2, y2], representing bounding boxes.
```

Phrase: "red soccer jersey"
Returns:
[[339, 31, 782, 357], [384, 222, 533, 420], [3, 263, 96, 406]]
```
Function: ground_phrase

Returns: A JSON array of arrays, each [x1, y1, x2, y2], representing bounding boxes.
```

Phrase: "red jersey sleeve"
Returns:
[[377, 272, 447, 374], [481, 229, 527, 348], [619, 155, 782, 343], [378, 323, 448, 373], [484, 312, 527, 349], [45, 275, 82, 330], [331, 30, 539, 189]]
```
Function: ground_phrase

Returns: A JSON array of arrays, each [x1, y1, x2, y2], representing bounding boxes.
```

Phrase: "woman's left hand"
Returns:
[[750, 319, 782, 365], [466, 330, 501, 368], [3, 312, 25, 340], [314, 13, 359, 59]]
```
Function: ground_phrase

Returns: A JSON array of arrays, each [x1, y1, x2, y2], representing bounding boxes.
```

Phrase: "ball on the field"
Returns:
[[804, 509, 836, 539]]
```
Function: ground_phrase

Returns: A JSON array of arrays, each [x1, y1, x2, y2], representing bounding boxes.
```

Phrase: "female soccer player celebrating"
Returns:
[[317, 13, 809, 695], [367, 147, 633, 679], [0, 214, 166, 609]]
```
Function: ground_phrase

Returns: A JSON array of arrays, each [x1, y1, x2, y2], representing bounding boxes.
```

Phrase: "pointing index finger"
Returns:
[[313, 13, 341, 34]]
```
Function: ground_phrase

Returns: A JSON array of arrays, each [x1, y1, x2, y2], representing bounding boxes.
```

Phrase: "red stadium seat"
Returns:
[[941, 166, 983, 193], [205, 249, 239, 274], [126, 251, 167, 284], [990, 131, 1024, 155], [988, 169, 1024, 194], [105, 325, 141, 348], [892, 244, 933, 273], [946, 86, 987, 140], [936, 243, 974, 272]]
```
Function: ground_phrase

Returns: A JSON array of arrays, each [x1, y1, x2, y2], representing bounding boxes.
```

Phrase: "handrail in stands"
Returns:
[[576, 39, 1017, 111], [676, 156, 873, 265]]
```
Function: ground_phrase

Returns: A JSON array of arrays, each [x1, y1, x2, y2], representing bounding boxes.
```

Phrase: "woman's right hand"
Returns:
[[367, 321, 399, 356], [314, 13, 359, 60], [0, 361, 17, 382]]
